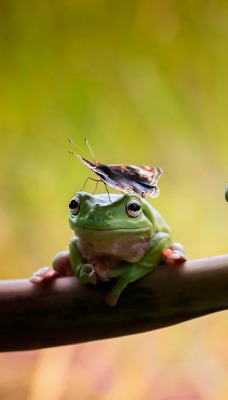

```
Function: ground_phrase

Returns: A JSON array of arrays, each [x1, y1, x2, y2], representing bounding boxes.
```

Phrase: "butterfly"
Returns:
[[69, 139, 162, 198]]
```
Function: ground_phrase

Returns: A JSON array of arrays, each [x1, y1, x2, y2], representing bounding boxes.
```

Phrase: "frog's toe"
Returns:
[[80, 264, 97, 285], [105, 293, 118, 307], [162, 249, 187, 263], [29, 267, 59, 283], [171, 242, 185, 254]]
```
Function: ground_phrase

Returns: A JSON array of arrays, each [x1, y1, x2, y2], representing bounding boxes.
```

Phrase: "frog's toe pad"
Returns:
[[29, 267, 59, 283], [162, 249, 187, 263], [105, 293, 118, 307]]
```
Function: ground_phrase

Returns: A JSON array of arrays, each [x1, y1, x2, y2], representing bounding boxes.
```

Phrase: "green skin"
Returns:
[[30, 191, 185, 306]]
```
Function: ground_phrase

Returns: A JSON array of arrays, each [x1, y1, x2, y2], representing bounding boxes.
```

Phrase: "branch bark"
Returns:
[[0, 255, 228, 352]]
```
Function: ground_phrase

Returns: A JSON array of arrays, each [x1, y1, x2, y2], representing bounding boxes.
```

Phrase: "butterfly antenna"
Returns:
[[84, 138, 96, 162], [68, 138, 91, 158]]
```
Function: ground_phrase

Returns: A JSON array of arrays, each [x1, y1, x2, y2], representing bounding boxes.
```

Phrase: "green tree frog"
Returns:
[[30, 192, 186, 306]]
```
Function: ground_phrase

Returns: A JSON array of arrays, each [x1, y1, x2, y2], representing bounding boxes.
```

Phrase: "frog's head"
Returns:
[[69, 191, 157, 262], [69, 191, 155, 235]]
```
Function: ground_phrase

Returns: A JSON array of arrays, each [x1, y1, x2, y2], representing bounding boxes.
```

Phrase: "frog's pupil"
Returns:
[[129, 202, 140, 212], [69, 199, 78, 209]]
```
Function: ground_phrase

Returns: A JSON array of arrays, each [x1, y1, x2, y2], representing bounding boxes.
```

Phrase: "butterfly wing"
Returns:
[[109, 164, 162, 198]]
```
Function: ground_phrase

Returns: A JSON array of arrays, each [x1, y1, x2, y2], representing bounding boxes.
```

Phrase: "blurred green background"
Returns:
[[0, 1, 228, 399]]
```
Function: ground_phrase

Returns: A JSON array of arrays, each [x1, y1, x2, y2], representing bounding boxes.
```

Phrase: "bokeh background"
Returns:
[[0, 1, 228, 399]]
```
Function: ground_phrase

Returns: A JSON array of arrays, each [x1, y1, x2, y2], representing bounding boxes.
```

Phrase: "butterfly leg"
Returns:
[[104, 183, 111, 202], [91, 178, 112, 196], [93, 179, 99, 194], [80, 176, 100, 192]]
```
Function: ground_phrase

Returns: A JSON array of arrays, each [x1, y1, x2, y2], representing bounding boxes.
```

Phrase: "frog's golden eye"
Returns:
[[125, 199, 141, 218], [69, 196, 80, 215]]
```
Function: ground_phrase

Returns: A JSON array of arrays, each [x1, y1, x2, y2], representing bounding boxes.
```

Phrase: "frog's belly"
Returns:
[[78, 234, 151, 264]]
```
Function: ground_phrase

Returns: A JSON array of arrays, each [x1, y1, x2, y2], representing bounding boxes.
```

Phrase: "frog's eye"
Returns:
[[125, 199, 141, 218], [69, 196, 80, 215]]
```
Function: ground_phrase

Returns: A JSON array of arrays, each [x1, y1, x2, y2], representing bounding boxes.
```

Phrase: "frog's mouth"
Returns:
[[75, 226, 152, 239], [76, 227, 151, 233]]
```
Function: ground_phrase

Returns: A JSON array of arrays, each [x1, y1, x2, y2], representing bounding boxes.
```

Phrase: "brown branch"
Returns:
[[0, 255, 228, 352]]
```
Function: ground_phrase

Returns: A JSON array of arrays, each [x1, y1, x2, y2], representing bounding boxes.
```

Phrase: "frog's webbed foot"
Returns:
[[29, 251, 74, 284], [162, 242, 187, 264], [29, 266, 60, 283], [79, 264, 97, 285]]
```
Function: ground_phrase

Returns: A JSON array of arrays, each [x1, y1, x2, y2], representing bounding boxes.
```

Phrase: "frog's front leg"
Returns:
[[69, 237, 97, 285], [106, 232, 171, 306]]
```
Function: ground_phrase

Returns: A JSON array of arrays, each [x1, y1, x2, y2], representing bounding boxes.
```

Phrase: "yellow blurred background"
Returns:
[[0, 1, 228, 399]]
